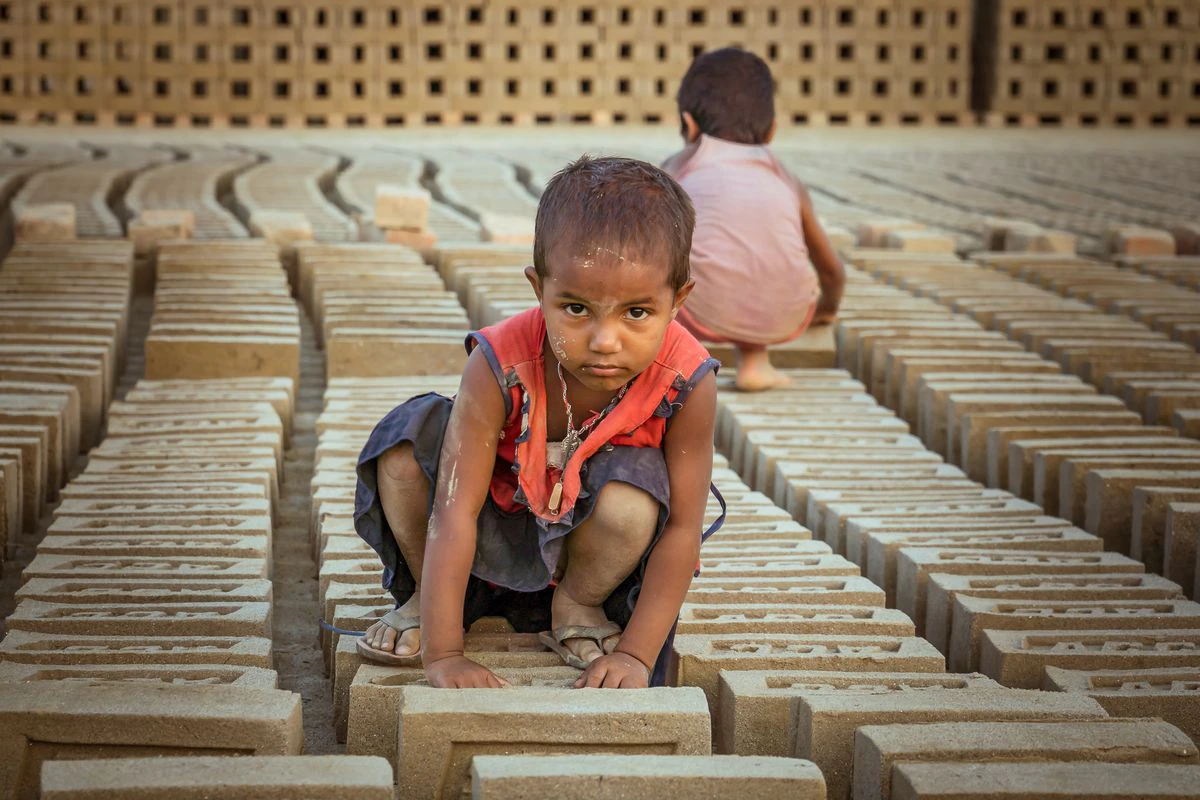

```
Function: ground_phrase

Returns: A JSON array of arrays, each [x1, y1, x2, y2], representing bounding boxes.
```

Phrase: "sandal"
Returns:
[[355, 606, 422, 666], [537, 621, 622, 669]]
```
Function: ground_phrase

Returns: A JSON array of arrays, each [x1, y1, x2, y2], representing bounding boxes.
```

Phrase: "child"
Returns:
[[662, 47, 846, 392], [354, 157, 723, 689]]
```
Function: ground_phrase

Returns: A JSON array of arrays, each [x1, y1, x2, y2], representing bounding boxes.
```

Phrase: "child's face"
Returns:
[[526, 249, 692, 392]]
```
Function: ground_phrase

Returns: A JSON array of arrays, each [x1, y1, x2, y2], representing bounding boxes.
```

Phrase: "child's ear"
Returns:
[[764, 119, 778, 145], [670, 280, 695, 318], [681, 112, 701, 144], [524, 265, 544, 302]]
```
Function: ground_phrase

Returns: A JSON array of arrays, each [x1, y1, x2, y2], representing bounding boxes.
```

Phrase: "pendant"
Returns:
[[548, 480, 564, 514]]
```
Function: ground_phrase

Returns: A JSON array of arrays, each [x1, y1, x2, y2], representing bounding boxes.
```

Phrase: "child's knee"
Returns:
[[591, 482, 658, 544], [379, 443, 423, 484]]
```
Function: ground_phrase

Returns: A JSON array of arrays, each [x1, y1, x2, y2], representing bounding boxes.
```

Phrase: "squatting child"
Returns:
[[353, 156, 724, 689], [663, 47, 847, 392]]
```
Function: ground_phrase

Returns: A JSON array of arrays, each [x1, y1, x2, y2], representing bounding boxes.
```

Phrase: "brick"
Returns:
[[685, 576, 885, 606], [716, 671, 1000, 757], [396, 686, 710, 800], [795, 688, 1107, 800], [1017, 439, 1193, 509], [4, 599, 272, 638], [1043, 666, 1200, 742], [40, 755, 392, 800], [856, 719, 1197, 800], [0, 682, 302, 800], [479, 213, 534, 244], [1083, 470, 1200, 554], [332, 633, 565, 743], [383, 228, 439, 249], [0, 662, 278, 688], [924, 573, 1184, 653], [35, 533, 270, 559], [14, 203, 76, 242], [861, 523, 1102, 602], [1164, 503, 1200, 598], [980, 629, 1200, 689], [884, 230, 956, 253], [856, 219, 925, 248], [470, 754, 825, 799], [950, 597, 1200, 672], [1135, 491, 1200, 575], [374, 185, 431, 232], [20, 554, 267, 580], [0, 630, 273, 667], [892, 762, 1200, 800], [669, 634, 945, 712], [347, 664, 580, 768], [961, 410, 1143, 482], [48, 515, 271, 537], [0, 435, 45, 530], [675, 604, 914, 637], [1059, 456, 1200, 526], [895, 548, 1145, 632], [1005, 226, 1077, 254], [994, 428, 1176, 494], [1111, 226, 1177, 257], [698, 554, 861, 579], [823, 498, 1041, 555]]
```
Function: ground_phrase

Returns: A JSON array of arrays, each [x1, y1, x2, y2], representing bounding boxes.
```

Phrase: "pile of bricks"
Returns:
[[123, 145, 257, 239], [295, 242, 470, 380], [10, 145, 168, 239], [144, 240, 301, 390], [855, 251, 1200, 579], [0, 375, 310, 798], [977, 0, 1200, 126], [0, 241, 133, 569], [233, 146, 358, 244]]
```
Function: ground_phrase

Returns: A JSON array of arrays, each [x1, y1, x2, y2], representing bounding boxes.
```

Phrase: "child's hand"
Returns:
[[425, 655, 510, 688], [574, 651, 650, 689]]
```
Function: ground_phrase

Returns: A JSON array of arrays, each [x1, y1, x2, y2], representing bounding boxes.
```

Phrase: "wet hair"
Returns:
[[534, 155, 694, 292], [676, 47, 775, 145]]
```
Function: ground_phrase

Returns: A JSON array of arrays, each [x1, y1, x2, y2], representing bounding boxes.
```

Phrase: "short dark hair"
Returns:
[[534, 155, 694, 291], [676, 47, 775, 145]]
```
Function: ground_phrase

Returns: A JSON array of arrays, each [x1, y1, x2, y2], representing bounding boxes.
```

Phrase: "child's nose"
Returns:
[[589, 322, 621, 353]]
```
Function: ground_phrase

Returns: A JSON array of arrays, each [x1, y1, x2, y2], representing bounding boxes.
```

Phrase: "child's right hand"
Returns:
[[425, 655, 510, 688]]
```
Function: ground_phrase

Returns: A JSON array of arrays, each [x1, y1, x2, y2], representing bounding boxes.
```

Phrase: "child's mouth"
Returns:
[[583, 364, 624, 377]]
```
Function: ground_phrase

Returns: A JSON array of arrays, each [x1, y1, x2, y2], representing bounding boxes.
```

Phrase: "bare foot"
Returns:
[[550, 584, 619, 665], [361, 595, 422, 657], [734, 347, 791, 392]]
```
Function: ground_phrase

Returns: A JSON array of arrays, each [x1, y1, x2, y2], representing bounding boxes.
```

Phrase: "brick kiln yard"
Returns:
[[0, 126, 1199, 798]]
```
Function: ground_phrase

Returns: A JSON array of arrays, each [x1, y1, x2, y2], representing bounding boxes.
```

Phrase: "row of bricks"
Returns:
[[0, 240, 136, 565], [1, 233, 302, 799], [706, 349, 1200, 796], [853, 248, 1200, 578], [144, 239, 303, 389]]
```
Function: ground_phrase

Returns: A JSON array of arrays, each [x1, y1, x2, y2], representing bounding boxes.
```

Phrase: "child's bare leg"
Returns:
[[552, 481, 658, 664], [734, 345, 790, 392], [362, 443, 429, 656]]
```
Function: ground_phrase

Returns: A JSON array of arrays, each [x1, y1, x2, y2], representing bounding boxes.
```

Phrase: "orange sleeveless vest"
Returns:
[[467, 307, 717, 524]]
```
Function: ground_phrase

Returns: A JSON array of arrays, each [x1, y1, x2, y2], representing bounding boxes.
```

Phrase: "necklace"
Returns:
[[547, 360, 629, 513]]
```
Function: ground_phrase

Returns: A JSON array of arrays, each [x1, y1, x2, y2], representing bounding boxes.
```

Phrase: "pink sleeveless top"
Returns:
[[667, 135, 819, 345]]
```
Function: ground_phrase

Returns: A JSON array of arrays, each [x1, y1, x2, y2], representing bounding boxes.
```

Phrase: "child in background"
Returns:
[[663, 47, 846, 392], [354, 156, 723, 689]]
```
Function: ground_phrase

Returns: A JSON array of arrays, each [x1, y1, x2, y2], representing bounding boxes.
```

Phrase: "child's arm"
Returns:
[[796, 182, 846, 324], [577, 370, 717, 688], [421, 347, 510, 688]]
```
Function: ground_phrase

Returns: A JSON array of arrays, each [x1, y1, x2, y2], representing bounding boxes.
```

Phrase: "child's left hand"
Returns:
[[574, 651, 650, 689]]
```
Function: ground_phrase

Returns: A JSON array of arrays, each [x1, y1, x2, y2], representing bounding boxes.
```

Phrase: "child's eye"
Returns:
[[564, 303, 588, 317], [627, 307, 651, 320]]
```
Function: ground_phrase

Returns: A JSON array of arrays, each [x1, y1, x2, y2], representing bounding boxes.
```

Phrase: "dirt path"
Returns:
[[272, 304, 339, 754]]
